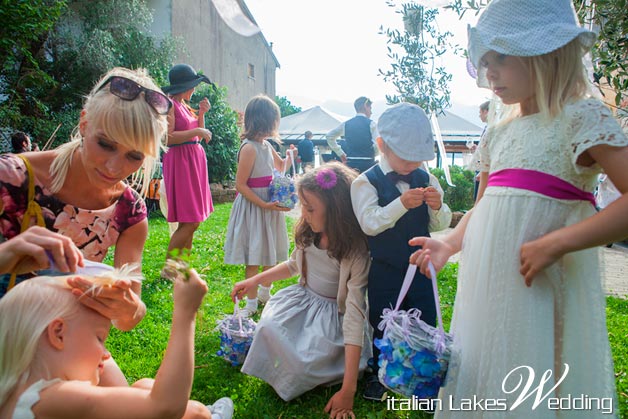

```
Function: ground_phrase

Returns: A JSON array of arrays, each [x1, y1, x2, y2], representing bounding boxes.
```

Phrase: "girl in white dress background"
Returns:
[[223, 95, 293, 316], [231, 162, 371, 419], [410, 0, 627, 417]]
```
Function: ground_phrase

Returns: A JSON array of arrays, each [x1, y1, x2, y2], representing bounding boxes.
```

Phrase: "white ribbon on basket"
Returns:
[[378, 261, 447, 354], [220, 297, 245, 340], [283, 148, 297, 177]]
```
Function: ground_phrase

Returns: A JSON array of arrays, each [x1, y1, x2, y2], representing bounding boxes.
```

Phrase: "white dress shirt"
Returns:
[[351, 157, 452, 236], [325, 113, 379, 159]]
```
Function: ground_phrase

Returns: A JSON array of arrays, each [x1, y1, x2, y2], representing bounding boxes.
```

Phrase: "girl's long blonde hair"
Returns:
[[495, 39, 591, 124], [50, 67, 168, 196], [527, 38, 590, 118], [0, 267, 141, 406]]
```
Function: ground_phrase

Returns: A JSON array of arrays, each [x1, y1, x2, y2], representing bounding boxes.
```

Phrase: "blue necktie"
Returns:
[[386, 171, 413, 184]]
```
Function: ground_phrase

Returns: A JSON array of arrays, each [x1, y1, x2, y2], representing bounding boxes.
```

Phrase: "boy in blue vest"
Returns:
[[351, 102, 452, 401]]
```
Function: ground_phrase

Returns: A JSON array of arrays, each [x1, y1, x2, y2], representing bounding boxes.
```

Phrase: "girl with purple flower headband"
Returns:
[[231, 162, 371, 418]]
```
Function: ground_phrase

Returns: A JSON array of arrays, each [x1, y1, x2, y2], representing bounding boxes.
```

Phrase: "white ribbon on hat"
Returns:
[[430, 113, 454, 186]]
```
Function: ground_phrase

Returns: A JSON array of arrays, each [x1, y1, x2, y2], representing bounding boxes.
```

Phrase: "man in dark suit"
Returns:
[[326, 96, 378, 173]]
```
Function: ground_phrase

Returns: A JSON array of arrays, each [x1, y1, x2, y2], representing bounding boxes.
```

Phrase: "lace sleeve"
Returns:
[[568, 99, 628, 172], [478, 129, 491, 172]]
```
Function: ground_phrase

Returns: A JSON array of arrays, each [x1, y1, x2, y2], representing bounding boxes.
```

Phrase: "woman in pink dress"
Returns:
[[162, 64, 214, 256]]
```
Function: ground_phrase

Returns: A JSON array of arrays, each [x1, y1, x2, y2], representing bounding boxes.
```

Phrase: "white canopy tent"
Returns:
[[279, 106, 348, 142], [280, 106, 482, 143], [279, 106, 483, 181]]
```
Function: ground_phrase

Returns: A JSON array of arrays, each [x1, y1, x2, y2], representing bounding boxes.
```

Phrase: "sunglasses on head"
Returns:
[[96, 76, 172, 115]]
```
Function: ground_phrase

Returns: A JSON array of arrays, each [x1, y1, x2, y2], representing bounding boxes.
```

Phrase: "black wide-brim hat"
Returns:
[[161, 64, 212, 95]]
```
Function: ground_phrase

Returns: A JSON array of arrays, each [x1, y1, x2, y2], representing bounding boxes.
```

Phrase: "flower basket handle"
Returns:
[[233, 297, 244, 333], [395, 262, 446, 353]]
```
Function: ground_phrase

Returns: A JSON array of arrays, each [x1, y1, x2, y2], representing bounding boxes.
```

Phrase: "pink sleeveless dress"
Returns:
[[162, 100, 213, 222]]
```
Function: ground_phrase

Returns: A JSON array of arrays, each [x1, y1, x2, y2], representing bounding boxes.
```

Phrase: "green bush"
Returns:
[[189, 84, 240, 184], [431, 165, 475, 211]]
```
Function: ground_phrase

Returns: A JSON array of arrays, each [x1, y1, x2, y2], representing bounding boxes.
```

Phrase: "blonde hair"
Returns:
[[496, 39, 590, 124], [50, 67, 168, 195], [0, 267, 141, 405], [240, 95, 281, 143], [528, 38, 590, 118]]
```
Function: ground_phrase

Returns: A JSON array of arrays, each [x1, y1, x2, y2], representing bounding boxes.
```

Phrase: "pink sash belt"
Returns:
[[247, 176, 272, 188], [487, 168, 595, 206]]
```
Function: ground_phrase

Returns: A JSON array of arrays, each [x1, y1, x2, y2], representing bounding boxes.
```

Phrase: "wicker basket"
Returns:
[[216, 304, 256, 367], [376, 263, 453, 399]]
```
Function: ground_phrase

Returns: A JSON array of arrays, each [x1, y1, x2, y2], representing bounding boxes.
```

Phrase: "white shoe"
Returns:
[[207, 397, 234, 419], [257, 286, 272, 304], [238, 306, 257, 318]]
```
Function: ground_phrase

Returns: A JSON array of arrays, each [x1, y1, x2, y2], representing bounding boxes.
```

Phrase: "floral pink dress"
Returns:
[[0, 154, 147, 294]]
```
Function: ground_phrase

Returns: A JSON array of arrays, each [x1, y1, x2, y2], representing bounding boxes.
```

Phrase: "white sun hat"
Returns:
[[467, 0, 596, 88]]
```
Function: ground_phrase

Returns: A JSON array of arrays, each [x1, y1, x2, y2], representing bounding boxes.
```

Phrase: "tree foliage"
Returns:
[[379, 2, 462, 115], [431, 165, 475, 211], [0, 0, 180, 150], [275, 95, 301, 117], [0, 0, 243, 182], [574, 0, 628, 107], [189, 84, 241, 184], [0, 0, 68, 146]]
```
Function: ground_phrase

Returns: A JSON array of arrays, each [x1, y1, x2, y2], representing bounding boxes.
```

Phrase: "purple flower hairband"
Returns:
[[316, 168, 337, 190]]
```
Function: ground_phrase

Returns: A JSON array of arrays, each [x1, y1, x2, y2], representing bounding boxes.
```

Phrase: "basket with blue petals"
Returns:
[[269, 149, 298, 209], [216, 299, 256, 366], [375, 262, 453, 399]]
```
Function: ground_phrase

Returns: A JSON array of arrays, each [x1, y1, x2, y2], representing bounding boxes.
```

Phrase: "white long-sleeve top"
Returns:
[[351, 158, 452, 236]]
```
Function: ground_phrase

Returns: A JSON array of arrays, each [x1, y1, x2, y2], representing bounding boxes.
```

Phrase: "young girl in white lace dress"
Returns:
[[223, 95, 293, 316], [231, 162, 371, 418], [410, 0, 627, 417]]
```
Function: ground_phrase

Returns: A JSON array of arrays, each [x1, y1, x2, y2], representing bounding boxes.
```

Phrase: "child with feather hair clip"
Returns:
[[0, 260, 234, 419]]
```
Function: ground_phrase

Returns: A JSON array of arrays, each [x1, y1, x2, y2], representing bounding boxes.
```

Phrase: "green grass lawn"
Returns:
[[107, 202, 628, 419]]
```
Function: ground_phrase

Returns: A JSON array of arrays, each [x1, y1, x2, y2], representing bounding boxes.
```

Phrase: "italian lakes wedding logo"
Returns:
[[386, 364, 615, 414]]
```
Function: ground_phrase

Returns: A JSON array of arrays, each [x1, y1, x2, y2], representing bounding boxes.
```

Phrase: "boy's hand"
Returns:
[[423, 186, 443, 210], [400, 187, 425, 209], [173, 268, 208, 313]]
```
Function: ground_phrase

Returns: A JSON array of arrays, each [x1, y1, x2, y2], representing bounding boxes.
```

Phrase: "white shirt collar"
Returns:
[[379, 156, 394, 174]]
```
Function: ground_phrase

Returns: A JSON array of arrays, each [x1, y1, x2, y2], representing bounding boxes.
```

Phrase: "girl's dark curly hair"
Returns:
[[294, 162, 367, 262]]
